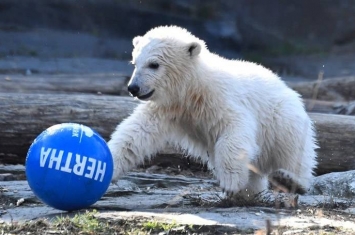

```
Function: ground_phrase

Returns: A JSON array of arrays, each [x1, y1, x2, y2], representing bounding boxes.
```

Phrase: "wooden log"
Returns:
[[3, 73, 355, 104], [288, 76, 355, 102], [1, 93, 355, 175], [3, 74, 355, 102], [0, 74, 130, 95], [303, 99, 345, 114], [311, 112, 355, 175], [0, 93, 138, 164]]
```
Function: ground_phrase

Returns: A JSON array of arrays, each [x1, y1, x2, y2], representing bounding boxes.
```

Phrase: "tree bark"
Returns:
[[311, 112, 355, 175], [288, 76, 355, 102], [1, 93, 355, 175], [0, 93, 138, 164], [3, 74, 355, 102], [0, 74, 130, 96], [303, 99, 346, 114]]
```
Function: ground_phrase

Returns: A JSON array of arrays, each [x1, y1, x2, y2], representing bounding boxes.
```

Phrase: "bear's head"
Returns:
[[127, 26, 206, 104]]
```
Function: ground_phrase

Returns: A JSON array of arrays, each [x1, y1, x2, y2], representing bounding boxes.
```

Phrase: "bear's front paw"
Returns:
[[216, 171, 247, 195], [111, 168, 121, 184], [111, 156, 128, 184], [108, 143, 130, 184]]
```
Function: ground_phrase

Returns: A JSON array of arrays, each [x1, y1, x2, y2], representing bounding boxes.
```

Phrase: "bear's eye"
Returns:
[[148, 62, 159, 69]]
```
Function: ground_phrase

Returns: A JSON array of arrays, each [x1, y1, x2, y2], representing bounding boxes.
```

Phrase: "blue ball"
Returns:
[[25, 123, 113, 211]]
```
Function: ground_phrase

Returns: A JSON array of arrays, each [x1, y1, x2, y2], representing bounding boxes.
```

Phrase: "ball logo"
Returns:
[[82, 125, 94, 137], [72, 124, 94, 142], [39, 147, 107, 182]]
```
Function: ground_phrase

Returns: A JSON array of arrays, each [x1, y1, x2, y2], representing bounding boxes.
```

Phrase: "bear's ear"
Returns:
[[133, 36, 142, 47], [187, 42, 201, 57]]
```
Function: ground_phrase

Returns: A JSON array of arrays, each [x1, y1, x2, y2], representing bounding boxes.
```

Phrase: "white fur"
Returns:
[[108, 26, 318, 196]]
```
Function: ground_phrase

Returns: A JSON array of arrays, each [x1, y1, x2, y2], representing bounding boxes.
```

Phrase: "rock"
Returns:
[[0, 165, 26, 181], [3, 0, 354, 53], [203, 17, 243, 58], [309, 170, 355, 198], [1, 171, 355, 233], [0, 164, 25, 173], [233, 0, 355, 51], [16, 198, 25, 206], [0, 173, 16, 181], [0, 0, 242, 60]]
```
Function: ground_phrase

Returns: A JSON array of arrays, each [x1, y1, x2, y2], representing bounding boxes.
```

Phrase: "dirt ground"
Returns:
[[2, 164, 355, 234]]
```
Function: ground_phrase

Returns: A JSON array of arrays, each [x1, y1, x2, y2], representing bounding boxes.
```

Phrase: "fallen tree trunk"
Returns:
[[1, 93, 355, 175], [0, 74, 130, 95], [3, 74, 355, 102], [312, 113, 355, 175], [288, 76, 355, 102], [0, 93, 138, 165], [303, 99, 346, 114]]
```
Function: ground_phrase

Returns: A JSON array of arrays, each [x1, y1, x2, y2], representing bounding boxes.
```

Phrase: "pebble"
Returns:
[[16, 198, 25, 206]]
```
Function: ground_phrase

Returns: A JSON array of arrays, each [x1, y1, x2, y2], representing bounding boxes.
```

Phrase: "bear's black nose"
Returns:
[[128, 84, 140, 96]]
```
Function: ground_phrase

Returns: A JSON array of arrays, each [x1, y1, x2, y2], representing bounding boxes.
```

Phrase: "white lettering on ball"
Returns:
[[39, 147, 106, 182]]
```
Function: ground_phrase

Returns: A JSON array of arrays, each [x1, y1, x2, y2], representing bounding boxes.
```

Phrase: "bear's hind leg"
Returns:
[[269, 169, 311, 194], [272, 109, 317, 194], [238, 171, 268, 199], [270, 137, 316, 194]]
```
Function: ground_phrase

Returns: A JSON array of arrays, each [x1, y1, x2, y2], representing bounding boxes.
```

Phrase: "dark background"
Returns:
[[1, 0, 355, 80]]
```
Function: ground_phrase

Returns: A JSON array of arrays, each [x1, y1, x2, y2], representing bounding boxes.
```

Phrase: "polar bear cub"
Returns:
[[108, 25, 317, 196]]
